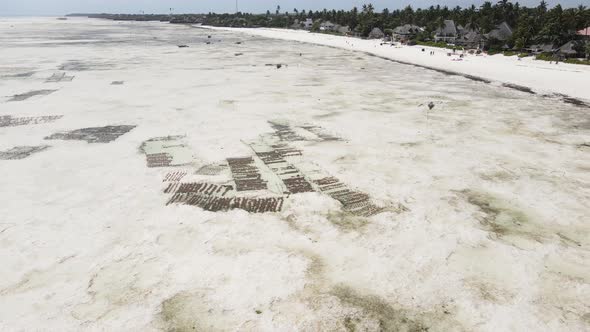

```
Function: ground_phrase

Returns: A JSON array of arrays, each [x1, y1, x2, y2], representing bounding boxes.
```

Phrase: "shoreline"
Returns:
[[202, 26, 590, 105]]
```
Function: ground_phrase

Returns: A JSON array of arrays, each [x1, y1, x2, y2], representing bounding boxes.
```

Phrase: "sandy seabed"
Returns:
[[0, 17, 589, 331]]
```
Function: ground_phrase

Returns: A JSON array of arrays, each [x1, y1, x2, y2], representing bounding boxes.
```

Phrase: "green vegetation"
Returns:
[[532, 52, 590, 64], [564, 58, 590, 65], [536, 52, 556, 61], [81, 2, 590, 42]]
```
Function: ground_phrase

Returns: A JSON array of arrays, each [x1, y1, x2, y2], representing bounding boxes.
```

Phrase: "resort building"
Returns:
[[368, 27, 385, 39], [456, 29, 485, 49], [434, 20, 458, 43], [319, 21, 336, 32], [526, 44, 558, 54], [392, 24, 423, 42], [486, 22, 513, 42]]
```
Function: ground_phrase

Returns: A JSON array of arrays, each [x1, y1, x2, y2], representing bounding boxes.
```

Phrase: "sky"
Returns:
[[0, 0, 585, 16]]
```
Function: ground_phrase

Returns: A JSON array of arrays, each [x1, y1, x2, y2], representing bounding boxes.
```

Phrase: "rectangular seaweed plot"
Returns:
[[164, 181, 283, 213], [45, 125, 136, 143], [268, 121, 306, 141], [227, 157, 268, 191], [299, 125, 342, 141], [163, 170, 187, 182], [8, 89, 57, 102], [140, 136, 194, 168], [313, 177, 383, 217], [168, 192, 284, 213], [164, 182, 233, 196], [0, 115, 62, 127], [0, 146, 50, 160], [45, 72, 74, 83], [249, 142, 313, 194]]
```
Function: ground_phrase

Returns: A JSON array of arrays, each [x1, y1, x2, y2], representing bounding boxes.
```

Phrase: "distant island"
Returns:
[[69, 1, 590, 61]]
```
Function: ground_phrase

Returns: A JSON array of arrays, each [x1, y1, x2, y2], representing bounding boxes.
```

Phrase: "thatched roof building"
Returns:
[[368, 27, 385, 39], [434, 20, 458, 43], [392, 24, 423, 41], [486, 22, 513, 41]]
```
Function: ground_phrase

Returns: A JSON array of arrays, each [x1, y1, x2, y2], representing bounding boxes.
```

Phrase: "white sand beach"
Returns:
[[206, 26, 590, 102], [1, 17, 589, 331]]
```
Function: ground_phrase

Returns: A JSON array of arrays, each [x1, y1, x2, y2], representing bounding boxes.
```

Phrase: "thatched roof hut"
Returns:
[[368, 27, 385, 39], [557, 41, 584, 58], [434, 20, 458, 42], [486, 22, 513, 41]]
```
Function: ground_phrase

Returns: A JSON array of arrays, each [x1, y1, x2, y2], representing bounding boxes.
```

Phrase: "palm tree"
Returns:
[[436, 16, 445, 32], [467, 15, 479, 31]]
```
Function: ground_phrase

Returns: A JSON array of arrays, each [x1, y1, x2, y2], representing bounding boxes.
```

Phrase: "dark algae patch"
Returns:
[[331, 285, 428, 332], [459, 189, 588, 249], [459, 190, 536, 242], [159, 292, 223, 332], [330, 285, 460, 332]]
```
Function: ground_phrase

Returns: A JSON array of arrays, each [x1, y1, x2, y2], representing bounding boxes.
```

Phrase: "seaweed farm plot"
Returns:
[[138, 137, 282, 213], [248, 141, 313, 194], [299, 124, 342, 141], [294, 162, 384, 217], [268, 121, 306, 141], [45, 72, 75, 83], [164, 182, 284, 213], [163, 170, 187, 182], [268, 120, 342, 142], [0, 115, 63, 127], [139, 136, 194, 168], [227, 157, 268, 191], [314, 177, 383, 217], [45, 125, 135, 143], [0, 146, 50, 160], [8, 89, 57, 101]]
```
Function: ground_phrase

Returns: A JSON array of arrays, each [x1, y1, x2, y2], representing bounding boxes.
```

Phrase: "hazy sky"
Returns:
[[1, 0, 585, 16]]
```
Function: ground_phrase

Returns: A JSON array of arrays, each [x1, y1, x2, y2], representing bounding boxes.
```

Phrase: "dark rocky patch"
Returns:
[[1, 72, 35, 79], [0, 146, 50, 160], [58, 60, 111, 71], [8, 89, 57, 101], [502, 83, 536, 94], [562, 97, 590, 108]]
